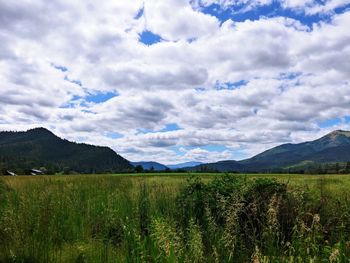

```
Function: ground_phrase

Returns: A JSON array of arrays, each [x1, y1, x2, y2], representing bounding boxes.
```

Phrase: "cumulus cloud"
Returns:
[[144, 0, 220, 41], [193, 0, 350, 14], [192, 0, 273, 11], [1, 0, 350, 163], [282, 0, 350, 14]]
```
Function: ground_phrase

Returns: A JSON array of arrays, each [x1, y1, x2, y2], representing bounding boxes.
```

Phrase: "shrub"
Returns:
[[176, 175, 305, 260], [176, 176, 207, 229]]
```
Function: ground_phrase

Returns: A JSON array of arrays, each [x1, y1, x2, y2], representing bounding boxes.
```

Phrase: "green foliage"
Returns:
[[176, 175, 207, 229], [189, 130, 350, 173], [0, 128, 132, 174], [1, 173, 350, 262], [134, 165, 144, 173]]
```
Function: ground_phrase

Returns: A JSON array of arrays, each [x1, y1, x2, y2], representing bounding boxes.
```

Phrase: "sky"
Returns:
[[1, 0, 350, 165]]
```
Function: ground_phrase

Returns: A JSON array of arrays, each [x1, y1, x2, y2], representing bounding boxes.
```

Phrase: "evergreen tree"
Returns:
[[345, 162, 350, 174], [135, 165, 144, 173], [335, 163, 340, 174]]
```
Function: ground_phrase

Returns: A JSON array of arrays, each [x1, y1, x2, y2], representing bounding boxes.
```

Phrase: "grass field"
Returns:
[[1, 173, 350, 262]]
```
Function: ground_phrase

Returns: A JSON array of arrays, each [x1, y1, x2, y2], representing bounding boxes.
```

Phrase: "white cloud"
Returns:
[[0, 0, 350, 163], [192, 0, 273, 11], [193, 0, 350, 14], [144, 0, 220, 41], [280, 0, 315, 9], [310, 0, 350, 14]]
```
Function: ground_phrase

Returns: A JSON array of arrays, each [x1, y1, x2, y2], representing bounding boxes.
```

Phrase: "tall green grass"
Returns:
[[1, 173, 350, 262]]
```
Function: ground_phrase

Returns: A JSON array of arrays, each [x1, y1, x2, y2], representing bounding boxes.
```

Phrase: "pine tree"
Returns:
[[335, 163, 340, 174], [345, 162, 350, 174]]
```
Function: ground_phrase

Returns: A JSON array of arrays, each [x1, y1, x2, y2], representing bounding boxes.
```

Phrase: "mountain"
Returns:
[[132, 161, 203, 171], [167, 161, 204, 169], [190, 130, 350, 173], [187, 160, 244, 172], [0, 127, 133, 174], [131, 161, 169, 171], [3, 128, 349, 175]]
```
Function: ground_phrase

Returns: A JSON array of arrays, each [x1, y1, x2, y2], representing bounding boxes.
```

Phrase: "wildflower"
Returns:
[[251, 246, 262, 263], [313, 214, 320, 224], [267, 194, 280, 228], [329, 248, 340, 262]]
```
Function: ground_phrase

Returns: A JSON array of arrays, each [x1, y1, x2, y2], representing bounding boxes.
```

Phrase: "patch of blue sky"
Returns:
[[136, 128, 153, 134], [64, 76, 82, 86], [59, 102, 77, 109], [214, 80, 247, 90], [59, 95, 81, 109], [134, 6, 144, 19], [64, 74, 118, 104], [195, 87, 206, 92], [318, 116, 350, 128], [60, 91, 117, 109], [85, 91, 118, 103], [169, 146, 186, 156], [137, 123, 182, 134], [139, 30, 162, 45], [174, 144, 247, 161], [106, 132, 124, 139], [176, 144, 227, 153], [202, 144, 228, 151], [231, 149, 250, 160], [187, 37, 197, 43], [160, 123, 182, 132], [199, 2, 350, 28], [194, 144, 248, 160], [278, 72, 303, 92], [333, 3, 350, 14], [82, 109, 95, 114], [318, 118, 342, 128], [278, 72, 302, 80], [51, 63, 68, 72]]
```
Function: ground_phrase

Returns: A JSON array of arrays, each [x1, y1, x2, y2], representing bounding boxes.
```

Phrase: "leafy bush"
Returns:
[[176, 175, 306, 260], [237, 179, 289, 252]]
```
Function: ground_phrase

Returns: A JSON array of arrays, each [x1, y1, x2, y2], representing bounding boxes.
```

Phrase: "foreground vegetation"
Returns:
[[1, 173, 350, 262]]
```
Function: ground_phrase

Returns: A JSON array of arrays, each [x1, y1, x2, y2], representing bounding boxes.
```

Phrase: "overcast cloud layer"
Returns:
[[1, 0, 350, 164]]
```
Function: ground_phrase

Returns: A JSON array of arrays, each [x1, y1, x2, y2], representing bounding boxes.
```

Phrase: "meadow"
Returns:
[[1, 173, 350, 262]]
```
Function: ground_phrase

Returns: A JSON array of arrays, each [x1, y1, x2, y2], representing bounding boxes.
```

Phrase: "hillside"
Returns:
[[0, 128, 132, 174], [187, 160, 244, 172], [190, 130, 350, 172]]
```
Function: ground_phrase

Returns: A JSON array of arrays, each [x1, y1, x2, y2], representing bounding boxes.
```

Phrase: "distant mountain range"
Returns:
[[0, 127, 204, 174], [1, 128, 350, 175], [188, 130, 350, 173], [131, 161, 169, 171], [0, 128, 132, 174], [131, 161, 204, 171], [167, 161, 203, 169]]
